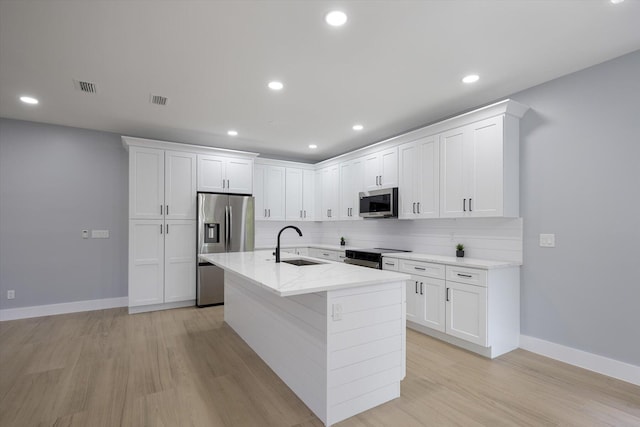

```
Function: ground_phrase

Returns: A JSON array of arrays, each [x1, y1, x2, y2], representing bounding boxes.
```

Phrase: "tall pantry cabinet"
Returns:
[[127, 144, 197, 311]]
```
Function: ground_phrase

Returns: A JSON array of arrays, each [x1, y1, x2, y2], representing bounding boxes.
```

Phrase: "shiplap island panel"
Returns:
[[199, 250, 410, 426]]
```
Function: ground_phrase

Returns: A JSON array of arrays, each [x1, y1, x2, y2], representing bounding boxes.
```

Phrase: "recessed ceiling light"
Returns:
[[325, 11, 347, 27], [462, 74, 480, 84], [352, 124, 363, 131], [20, 96, 39, 105], [227, 130, 238, 136], [268, 81, 284, 91], [610, 0, 624, 4], [308, 144, 318, 149]]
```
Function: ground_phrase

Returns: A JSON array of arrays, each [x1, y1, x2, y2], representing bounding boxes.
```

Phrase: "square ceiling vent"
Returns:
[[150, 94, 168, 106], [73, 79, 98, 94]]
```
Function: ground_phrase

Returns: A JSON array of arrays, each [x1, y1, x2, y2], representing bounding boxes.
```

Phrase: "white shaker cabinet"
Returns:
[[197, 154, 253, 194], [339, 157, 363, 220], [285, 168, 315, 221], [440, 115, 519, 218], [254, 164, 286, 221], [129, 147, 196, 220], [319, 164, 339, 221], [398, 136, 439, 219], [163, 220, 197, 303], [129, 220, 165, 306], [363, 147, 398, 191], [445, 280, 487, 346]]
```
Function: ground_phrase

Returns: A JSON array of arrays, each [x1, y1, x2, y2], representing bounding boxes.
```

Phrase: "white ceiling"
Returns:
[[1, 1, 639, 162]]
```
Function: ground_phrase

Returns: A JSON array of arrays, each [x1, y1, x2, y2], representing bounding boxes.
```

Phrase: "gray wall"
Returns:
[[0, 119, 128, 309], [512, 50, 640, 365]]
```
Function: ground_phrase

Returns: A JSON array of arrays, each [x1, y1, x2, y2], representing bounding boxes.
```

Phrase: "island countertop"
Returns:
[[198, 250, 410, 297]]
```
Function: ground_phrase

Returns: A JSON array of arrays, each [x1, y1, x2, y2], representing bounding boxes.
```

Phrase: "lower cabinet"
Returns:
[[308, 247, 345, 261], [129, 219, 196, 309], [386, 256, 519, 358]]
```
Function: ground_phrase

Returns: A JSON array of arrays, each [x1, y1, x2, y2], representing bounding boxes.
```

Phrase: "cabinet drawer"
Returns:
[[309, 248, 338, 261], [446, 266, 487, 287], [381, 257, 399, 271], [399, 259, 445, 279]]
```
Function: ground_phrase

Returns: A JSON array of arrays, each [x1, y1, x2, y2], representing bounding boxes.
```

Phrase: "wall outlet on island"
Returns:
[[332, 303, 343, 321], [7, 290, 15, 300], [539, 233, 556, 247]]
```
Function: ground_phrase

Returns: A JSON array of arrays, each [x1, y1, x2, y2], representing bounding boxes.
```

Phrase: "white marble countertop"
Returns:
[[199, 250, 410, 297], [380, 252, 521, 269]]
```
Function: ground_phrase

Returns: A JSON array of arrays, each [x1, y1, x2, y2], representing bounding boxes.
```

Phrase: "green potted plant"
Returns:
[[456, 243, 465, 258], [340, 237, 346, 246]]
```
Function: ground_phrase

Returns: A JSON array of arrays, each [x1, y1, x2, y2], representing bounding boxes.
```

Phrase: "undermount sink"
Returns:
[[282, 259, 325, 266]]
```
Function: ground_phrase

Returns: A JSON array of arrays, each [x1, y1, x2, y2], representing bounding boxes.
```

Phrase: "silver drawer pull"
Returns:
[[414, 266, 426, 271], [384, 262, 395, 266], [457, 273, 472, 278], [323, 253, 330, 256]]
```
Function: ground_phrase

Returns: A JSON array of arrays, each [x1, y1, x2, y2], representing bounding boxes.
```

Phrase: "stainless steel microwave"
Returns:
[[359, 188, 398, 218]]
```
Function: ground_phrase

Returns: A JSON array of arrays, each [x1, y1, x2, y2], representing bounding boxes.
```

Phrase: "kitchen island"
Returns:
[[199, 250, 410, 426]]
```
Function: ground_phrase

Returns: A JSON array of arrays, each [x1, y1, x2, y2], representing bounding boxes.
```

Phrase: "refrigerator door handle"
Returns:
[[228, 205, 233, 250], [224, 205, 229, 252]]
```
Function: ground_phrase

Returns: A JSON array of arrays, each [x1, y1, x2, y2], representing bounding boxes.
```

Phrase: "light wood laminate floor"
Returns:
[[1, 306, 638, 426]]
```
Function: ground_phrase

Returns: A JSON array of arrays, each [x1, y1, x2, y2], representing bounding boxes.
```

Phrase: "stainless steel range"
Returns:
[[344, 248, 410, 269]]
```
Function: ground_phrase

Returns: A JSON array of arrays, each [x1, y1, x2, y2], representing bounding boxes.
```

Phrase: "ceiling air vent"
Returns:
[[73, 79, 98, 94], [150, 94, 168, 106]]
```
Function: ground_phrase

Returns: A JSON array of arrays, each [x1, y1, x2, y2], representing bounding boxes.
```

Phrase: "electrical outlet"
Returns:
[[82, 230, 89, 239], [332, 303, 343, 321], [91, 230, 110, 239], [7, 290, 15, 300], [539, 234, 556, 248]]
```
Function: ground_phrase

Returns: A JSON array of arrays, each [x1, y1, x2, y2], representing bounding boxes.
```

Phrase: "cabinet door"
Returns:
[[406, 278, 422, 324], [416, 136, 440, 218], [129, 220, 165, 306], [339, 161, 354, 220], [265, 166, 286, 221], [446, 281, 487, 346], [439, 127, 467, 218], [197, 154, 226, 193], [164, 220, 196, 303], [226, 158, 253, 194], [253, 164, 266, 220], [302, 169, 315, 221], [419, 277, 446, 332], [321, 166, 339, 220], [379, 147, 398, 188], [398, 142, 417, 219], [468, 116, 503, 217], [129, 147, 164, 219], [363, 153, 380, 191], [285, 168, 304, 220], [165, 151, 196, 220]]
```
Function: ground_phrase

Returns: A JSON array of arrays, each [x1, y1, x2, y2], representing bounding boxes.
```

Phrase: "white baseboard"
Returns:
[[519, 335, 640, 387], [0, 296, 129, 321]]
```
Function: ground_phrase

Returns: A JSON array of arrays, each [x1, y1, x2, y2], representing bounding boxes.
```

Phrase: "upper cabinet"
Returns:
[[129, 147, 196, 220], [319, 164, 340, 220], [286, 168, 315, 221], [398, 136, 439, 219], [363, 147, 398, 191], [440, 115, 519, 218], [198, 154, 253, 194], [254, 163, 286, 221], [339, 157, 364, 220]]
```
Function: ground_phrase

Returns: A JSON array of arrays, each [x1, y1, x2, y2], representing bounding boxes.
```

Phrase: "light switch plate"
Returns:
[[91, 230, 110, 239], [82, 230, 89, 239], [539, 233, 555, 247]]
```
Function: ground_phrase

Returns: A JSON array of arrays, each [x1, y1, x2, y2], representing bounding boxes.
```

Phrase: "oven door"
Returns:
[[343, 258, 381, 269]]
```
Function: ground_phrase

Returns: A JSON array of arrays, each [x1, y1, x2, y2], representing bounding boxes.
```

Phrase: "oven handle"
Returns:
[[342, 258, 381, 269]]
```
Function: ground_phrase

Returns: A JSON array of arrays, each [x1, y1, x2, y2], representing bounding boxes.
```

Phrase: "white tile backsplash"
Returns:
[[256, 217, 523, 263]]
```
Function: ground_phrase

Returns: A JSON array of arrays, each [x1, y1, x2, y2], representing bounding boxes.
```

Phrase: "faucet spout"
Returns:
[[275, 226, 303, 263]]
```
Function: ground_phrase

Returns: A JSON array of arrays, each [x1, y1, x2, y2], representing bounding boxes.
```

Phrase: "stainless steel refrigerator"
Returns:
[[197, 193, 254, 306]]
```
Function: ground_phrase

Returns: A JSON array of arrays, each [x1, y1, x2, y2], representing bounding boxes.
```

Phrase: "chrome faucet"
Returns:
[[275, 225, 303, 263]]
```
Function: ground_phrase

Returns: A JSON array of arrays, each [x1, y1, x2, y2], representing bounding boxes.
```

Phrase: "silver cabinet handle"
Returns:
[[446, 288, 451, 301], [160, 224, 163, 234], [413, 202, 416, 214], [414, 266, 426, 271], [469, 198, 472, 212], [417, 202, 420, 214], [166, 224, 169, 234], [300, 210, 303, 218], [323, 253, 330, 256], [268, 208, 271, 217], [304, 210, 306, 218], [415, 281, 418, 294], [160, 205, 163, 215], [227, 179, 230, 189], [166, 205, 169, 215], [420, 282, 423, 295], [384, 262, 394, 266], [457, 273, 472, 278], [222, 179, 225, 189], [264, 209, 267, 218], [379, 175, 382, 185], [463, 198, 466, 212]]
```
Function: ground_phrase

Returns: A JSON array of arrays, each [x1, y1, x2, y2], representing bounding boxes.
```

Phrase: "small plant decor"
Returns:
[[340, 237, 346, 246], [456, 243, 465, 258]]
